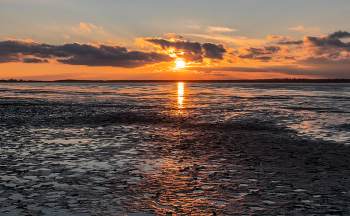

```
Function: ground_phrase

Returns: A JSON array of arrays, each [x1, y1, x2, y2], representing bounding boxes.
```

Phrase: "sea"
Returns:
[[1, 82, 350, 215]]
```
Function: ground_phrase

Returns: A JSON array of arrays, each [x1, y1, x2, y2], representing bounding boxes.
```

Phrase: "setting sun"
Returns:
[[175, 59, 186, 69]]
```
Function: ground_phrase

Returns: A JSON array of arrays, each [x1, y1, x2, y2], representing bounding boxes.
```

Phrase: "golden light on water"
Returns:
[[178, 82, 184, 108]]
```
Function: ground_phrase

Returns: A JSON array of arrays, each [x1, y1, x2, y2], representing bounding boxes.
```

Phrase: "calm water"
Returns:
[[1, 82, 350, 143]]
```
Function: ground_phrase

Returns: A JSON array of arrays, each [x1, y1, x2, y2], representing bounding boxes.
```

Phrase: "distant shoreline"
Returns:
[[2, 79, 350, 83]]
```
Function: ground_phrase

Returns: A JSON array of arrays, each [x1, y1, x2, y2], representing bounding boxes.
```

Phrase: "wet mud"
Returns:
[[1, 97, 350, 215]]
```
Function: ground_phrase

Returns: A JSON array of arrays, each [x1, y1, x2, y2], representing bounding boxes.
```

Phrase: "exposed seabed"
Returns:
[[1, 102, 350, 215]]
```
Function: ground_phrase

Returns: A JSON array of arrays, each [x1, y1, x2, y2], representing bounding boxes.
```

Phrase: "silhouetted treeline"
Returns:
[[2, 78, 350, 83], [0, 78, 40, 82]]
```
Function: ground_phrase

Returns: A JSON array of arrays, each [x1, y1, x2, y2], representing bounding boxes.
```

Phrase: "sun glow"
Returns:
[[175, 59, 186, 69]]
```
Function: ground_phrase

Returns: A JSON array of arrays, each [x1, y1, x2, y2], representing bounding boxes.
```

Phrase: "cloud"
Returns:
[[329, 30, 350, 39], [22, 58, 48, 63], [0, 39, 174, 68], [163, 33, 183, 39], [289, 25, 304, 31], [277, 40, 304, 45], [304, 31, 350, 54], [238, 45, 281, 61], [289, 26, 320, 33], [0, 56, 20, 63], [57, 44, 173, 67], [207, 26, 237, 33], [89, 23, 98, 29], [202, 43, 227, 60], [79, 22, 91, 32], [72, 22, 99, 33], [2, 30, 350, 78], [267, 35, 292, 41], [63, 34, 70, 39], [184, 33, 266, 47], [144, 38, 227, 61], [145, 38, 202, 54]]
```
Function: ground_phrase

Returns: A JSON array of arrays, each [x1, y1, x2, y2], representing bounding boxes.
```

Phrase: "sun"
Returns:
[[175, 59, 186, 69]]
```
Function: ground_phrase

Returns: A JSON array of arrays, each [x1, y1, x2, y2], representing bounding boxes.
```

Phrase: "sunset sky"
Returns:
[[1, 0, 350, 80]]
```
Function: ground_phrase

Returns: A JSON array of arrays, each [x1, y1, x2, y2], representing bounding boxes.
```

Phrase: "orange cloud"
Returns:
[[163, 33, 184, 39], [185, 33, 266, 47], [267, 35, 292, 41], [79, 22, 91, 32], [207, 26, 237, 33], [89, 23, 97, 29], [63, 34, 70, 39], [289, 26, 320, 33], [289, 25, 304, 30]]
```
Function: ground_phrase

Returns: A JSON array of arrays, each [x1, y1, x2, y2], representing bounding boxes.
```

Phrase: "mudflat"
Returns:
[[1, 83, 350, 215], [1, 106, 350, 215]]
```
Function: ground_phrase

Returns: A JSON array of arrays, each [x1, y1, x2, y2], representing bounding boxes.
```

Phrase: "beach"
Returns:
[[1, 82, 350, 215]]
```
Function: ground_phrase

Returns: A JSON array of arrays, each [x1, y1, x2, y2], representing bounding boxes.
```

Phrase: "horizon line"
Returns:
[[2, 78, 350, 83]]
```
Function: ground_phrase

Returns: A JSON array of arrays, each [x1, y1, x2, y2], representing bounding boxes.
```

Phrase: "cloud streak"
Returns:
[[22, 58, 49, 63], [289, 25, 320, 33], [0, 39, 174, 67], [207, 26, 237, 33]]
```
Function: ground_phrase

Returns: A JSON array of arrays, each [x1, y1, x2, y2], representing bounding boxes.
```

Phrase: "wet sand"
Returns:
[[1, 98, 350, 216]]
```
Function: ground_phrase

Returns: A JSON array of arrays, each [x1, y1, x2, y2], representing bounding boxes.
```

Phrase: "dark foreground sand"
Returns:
[[0, 101, 350, 215]]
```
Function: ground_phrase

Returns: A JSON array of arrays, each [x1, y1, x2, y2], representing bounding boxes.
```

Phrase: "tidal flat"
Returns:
[[0, 83, 350, 215]]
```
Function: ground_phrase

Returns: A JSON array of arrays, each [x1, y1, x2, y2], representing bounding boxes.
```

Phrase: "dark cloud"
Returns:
[[245, 46, 280, 56], [245, 47, 265, 55], [145, 39, 202, 54], [0, 40, 69, 59], [303, 30, 350, 57], [238, 54, 254, 59], [202, 43, 227, 60], [57, 50, 172, 67], [255, 56, 272, 61], [282, 56, 296, 60], [329, 30, 350, 39], [56, 43, 173, 67], [0, 56, 20, 63], [277, 40, 304, 45], [145, 38, 227, 61], [0, 40, 174, 67], [305, 34, 350, 49], [238, 45, 281, 61], [23, 58, 49, 63], [264, 46, 281, 53]]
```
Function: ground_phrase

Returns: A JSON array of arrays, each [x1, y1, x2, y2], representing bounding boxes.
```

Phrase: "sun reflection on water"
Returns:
[[178, 82, 184, 108]]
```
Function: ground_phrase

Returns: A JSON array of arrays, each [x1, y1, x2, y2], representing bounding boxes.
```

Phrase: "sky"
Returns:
[[0, 0, 350, 80]]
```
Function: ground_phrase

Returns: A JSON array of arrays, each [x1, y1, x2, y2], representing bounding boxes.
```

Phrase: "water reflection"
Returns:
[[178, 82, 184, 108]]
